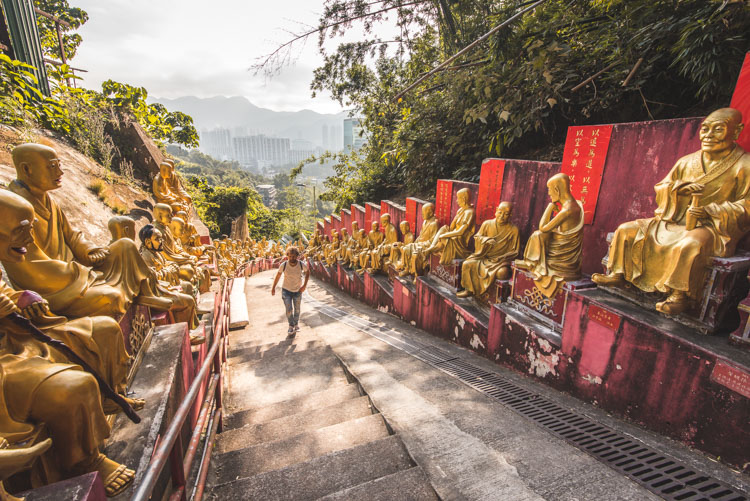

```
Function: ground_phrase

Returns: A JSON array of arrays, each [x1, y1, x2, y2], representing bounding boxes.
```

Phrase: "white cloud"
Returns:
[[71, 0, 345, 113]]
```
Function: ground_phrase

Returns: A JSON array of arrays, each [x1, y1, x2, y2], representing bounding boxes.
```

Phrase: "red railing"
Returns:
[[130, 277, 231, 501]]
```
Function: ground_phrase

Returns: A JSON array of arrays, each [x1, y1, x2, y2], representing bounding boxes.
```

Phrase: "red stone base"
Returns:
[[428, 254, 463, 290], [488, 287, 750, 472], [393, 276, 418, 324], [363, 271, 394, 314], [20, 472, 106, 501]]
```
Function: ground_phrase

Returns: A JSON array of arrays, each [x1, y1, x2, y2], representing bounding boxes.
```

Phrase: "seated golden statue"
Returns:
[[6, 144, 171, 318], [420, 188, 476, 267], [0, 194, 137, 496], [152, 204, 210, 291], [337, 229, 351, 261], [171, 217, 210, 267], [163, 159, 192, 206], [107, 215, 136, 242], [368, 214, 398, 274], [344, 228, 367, 268], [357, 221, 384, 274], [386, 220, 415, 269], [458, 202, 520, 298], [516, 173, 584, 297], [137, 225, 201, 335], [324, 231, 340, 267], [153, 161, 190, 214], [398, 203, 439, 277], [592, 108, 749, 315]]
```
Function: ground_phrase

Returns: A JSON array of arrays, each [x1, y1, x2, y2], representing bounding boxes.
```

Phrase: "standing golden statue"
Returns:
[[419, 188, 476, 266], [592, 108, 749, 314], [458, 202, 520, 298], [398, 203, 439, 277], [516, 173, 584, 297], [5, 144, 171, 318]]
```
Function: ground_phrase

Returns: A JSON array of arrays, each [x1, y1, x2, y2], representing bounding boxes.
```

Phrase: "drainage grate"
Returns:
[[308, 296, 749, 501]]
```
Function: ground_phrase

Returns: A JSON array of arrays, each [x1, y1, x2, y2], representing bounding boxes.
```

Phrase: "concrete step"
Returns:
[[228, 339, 331, 365], [225, 383, 362, 428], [208, 435, 413, 501], [316, 467, 439, 501], [227, 348, 350, 409], [218, 395, 374, 449], [214, 413, 390, 481]]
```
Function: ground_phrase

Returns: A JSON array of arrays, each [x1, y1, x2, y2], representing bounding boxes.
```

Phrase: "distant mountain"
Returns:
[[152, 96, 349, 148]]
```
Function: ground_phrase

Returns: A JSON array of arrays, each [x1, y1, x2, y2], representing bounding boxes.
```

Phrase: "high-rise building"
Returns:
[[232, 135, 291, 167], [255, 185, 277, 208], [343, 118, 366, 151], [199, 128, 232, 160]]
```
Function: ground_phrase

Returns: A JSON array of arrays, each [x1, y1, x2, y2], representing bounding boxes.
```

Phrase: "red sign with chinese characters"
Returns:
[[560, 125, 613, 224], [587, 304, 621, 331], [710, 360, 750, 399], [476, 159, 506, 225], [730, 52, 750, 152], [435, 180, 454, 226]]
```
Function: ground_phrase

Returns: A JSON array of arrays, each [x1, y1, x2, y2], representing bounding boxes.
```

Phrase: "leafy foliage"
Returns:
[[33, 0, 89, 61], [279, 0, 750, 203]]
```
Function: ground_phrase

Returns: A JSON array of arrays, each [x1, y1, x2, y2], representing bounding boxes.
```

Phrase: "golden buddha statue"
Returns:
[[0, 192, 142, 414], [153, 162, 189, 214], [516, 173, 584, 298], [457, 202, 520, 298], [344, 228, 366, 268], [337, 229, 351, 261], [5, 145, 171, 318], [325, 231, 340, 267], [368, 214, 398, 274], [107, 216, 136, 242], [0, 193, 136, 496], [419, 188, 476, 268], [386, 220, 415, 270], [163, 159, 192, 206], [592, 108, 750, 314], [136, 225, 201, 335], [357, 221, 384, 274], [152, 204, 210, 290], [398, 203, 439, 277]]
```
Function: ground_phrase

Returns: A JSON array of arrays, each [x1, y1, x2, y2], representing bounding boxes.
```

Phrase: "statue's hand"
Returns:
[[688, 206, 708, 219], [0, 293, 20, 319], [20, 298, 50, 321], [678, 183, 704, 196], [87, 247, 110, 265]]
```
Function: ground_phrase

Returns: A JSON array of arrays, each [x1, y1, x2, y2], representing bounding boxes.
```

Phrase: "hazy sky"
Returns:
[[71, 0, 346, 113]]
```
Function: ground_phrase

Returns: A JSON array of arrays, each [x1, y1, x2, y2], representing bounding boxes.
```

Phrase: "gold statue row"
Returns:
[[308, 108, 749, 317], [0, 144, 227, 498]]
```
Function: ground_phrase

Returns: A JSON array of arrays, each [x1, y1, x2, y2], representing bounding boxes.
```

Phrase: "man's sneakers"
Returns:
[[287, 325, 300, 337]]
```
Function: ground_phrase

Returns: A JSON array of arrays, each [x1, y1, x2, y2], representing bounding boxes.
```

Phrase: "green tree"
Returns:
[[33, 0, 89, 61]]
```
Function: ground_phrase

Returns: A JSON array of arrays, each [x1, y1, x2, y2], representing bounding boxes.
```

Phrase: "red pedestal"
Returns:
[[363, 271, 394, 314], [428, 254, 463, 290], [393, 277, 418, 325], [21, 472, 106, 501]]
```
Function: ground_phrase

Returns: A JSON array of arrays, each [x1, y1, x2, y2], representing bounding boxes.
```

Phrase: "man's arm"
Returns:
[[300, 264, 310, 293], [271, 268, 283, 296]]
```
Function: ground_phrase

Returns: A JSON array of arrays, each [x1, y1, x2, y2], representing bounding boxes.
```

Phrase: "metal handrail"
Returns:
[[130, 279, 231, 501]]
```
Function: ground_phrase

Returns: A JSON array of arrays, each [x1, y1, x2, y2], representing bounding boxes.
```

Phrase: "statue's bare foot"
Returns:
[[456, 290, 471, 298], [74, 454, 134, 497], [190, 334, 206, 345], [656, 292, 690, 315], [591, 272, 626, 287], [103, 396, 145, 415], [514, 259, 531, 270], [398, 270, 411, 278]]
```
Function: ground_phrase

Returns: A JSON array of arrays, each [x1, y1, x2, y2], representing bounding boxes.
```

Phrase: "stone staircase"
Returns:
[[206, 327, 438, 501]]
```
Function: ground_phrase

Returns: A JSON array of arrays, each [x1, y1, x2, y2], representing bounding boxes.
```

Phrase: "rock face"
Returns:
[[0, 126, 157, 246], [106, 118, 165, 181]]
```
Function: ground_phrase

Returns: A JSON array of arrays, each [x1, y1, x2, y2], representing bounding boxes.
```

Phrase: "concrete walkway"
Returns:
[[215, 270, 749, 501]]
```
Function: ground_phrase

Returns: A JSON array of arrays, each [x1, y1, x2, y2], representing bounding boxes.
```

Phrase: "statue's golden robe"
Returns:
[[434, 207, 476, 265], [388, 231, 414, 266], [608, 147, 750, 298], [523, 201, 584, 297], [370, 223, 398, 270], [461, 220, 520, 296], [400, 217, 439, 273], [6, 181, 160, 317], [153, 175, 186, 212]]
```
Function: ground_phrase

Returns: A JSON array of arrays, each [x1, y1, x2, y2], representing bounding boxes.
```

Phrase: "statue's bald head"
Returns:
[[12, 143, 63, 192], [702, 107, 744, 144], [108, 215, 136, 241], [704, 108, 743, 128], [457, 188, 471, 206], [547, 173, 572, 203], [0, 189, 36, 262], [422, 202, 435, 219], [153, 203, 173, 225]]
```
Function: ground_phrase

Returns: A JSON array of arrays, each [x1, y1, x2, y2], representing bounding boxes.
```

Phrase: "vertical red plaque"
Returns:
[[435, 180, 454, 226], [405, 198, 417, 234], [730, 52, 750, 152], [476, 159, 506, 224], [560, 125, 613, 225]]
